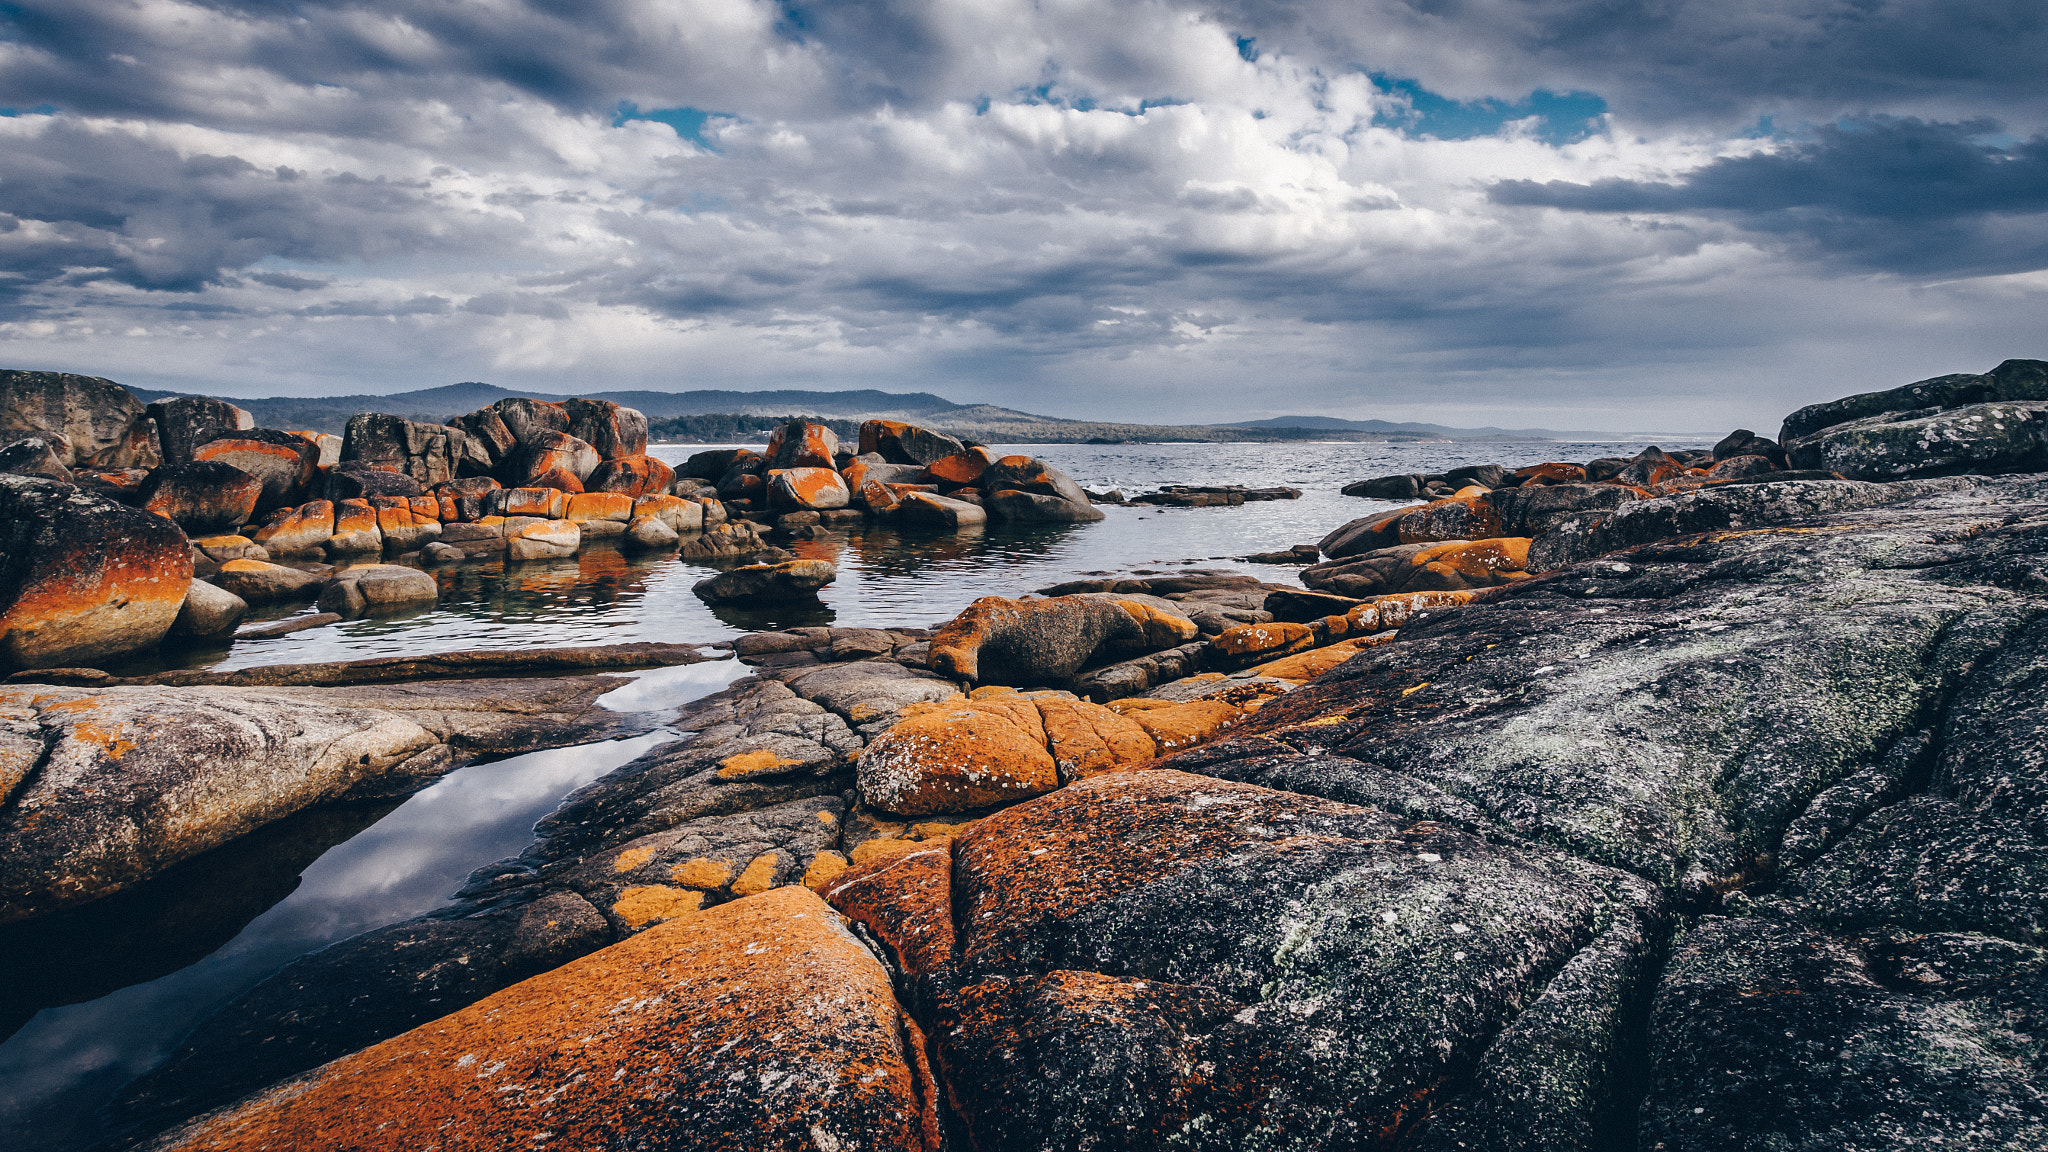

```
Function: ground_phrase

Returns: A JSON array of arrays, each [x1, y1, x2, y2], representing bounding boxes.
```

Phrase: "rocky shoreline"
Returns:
[[1, 361, 2045, 1149]]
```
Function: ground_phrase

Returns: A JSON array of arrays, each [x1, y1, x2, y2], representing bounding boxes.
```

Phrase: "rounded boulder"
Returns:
[[691, 559, 837, 603], [139, 460, 264, 535], [0, 476, 193, 667]]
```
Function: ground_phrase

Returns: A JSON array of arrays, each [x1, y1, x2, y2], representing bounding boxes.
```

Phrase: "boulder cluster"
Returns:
[[672, 416, 1104, 530]]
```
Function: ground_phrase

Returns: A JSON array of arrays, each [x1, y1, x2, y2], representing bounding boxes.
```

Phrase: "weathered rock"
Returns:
[[1777, 358, 2048, 443], [767, 465, 852, 511], [192, 429, 320, 513], [986, 487, 1107, 522], [562, 491, 633, 525], [928, 446, 994, 486], [147, 396, 253, 465], [167, 579, 247, 640], [485, 485, 569, 520], [139, 460, 263, 534], [823, 769, 1663, 1152], [630, 492, 704, 534], [0, 675, 640, 921], [317, 463, 423, 502], [692, 558, 837, 603], [1514, 461, 1590, 485], [317, 564, 437, 617], [0, 370, 158, 469], [857, 694, 1059, 814], [979, 454, 1094, 508], [500, 430, 599, 487], [290, 430, 343, 467], [551, 397, 644, 460], [1785, 399, 2048, 479], [621, 515, 677, 549], [860, 418, 967, 466], [1702, 453, 1779, 480], [894, 490, 987, 529], [0, 476, 192, 668], [929, 595, 1169, 686], [324, 498, 383, 554], [142, 886, 940, 1152], [493, 396, 574, 447], [679, 447, 748, 480], [1710, 427, 1787, 467], [1318, 506, 1412, 559], [211, 559, 322, 604], [1341, 473, 1425, 499], [247, 500, 335, 555], [1640, 917, 2048, 1151], [763, 419, 840, 470], [505, 518, 580, 560], [582, 452, 674, 496], [678, 520, 770, 561], [1398, 486, 1505, 543], [0, 434, 73, 481], [364, 493, 440, 551], [1487, 481, 1639, 537]]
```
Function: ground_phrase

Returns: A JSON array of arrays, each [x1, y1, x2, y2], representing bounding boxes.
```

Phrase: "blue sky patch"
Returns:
[[0, 104, 57, 117], [1371, 76, 1606, 146], [613, 103, 728, 148]]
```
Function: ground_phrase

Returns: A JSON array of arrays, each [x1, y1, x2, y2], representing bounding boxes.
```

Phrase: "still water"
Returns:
[[2, 438, 1707, 1148]]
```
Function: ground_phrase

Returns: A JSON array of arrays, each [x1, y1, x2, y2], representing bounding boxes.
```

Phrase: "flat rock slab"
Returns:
[[6, 639, 721, 688], [0, 675, 646, 922], [147, 887, 941, 1152]]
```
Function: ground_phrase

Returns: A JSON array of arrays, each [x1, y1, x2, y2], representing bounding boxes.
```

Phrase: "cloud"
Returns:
[[1490, 118, 2048, 275], [0, 0, 2042, 431]]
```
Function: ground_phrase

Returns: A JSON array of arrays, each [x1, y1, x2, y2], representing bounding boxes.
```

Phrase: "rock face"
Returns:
[[0, 434, 73, 481], [1778, 357, 2048, 443], [0, 676, 643, 922], [768, 466, 852, 511], [1140, 475, 2048, 1148], [192, 429, 320, 513], [139, 460, 264, 534], [861, 418, 966, 466], [692, 558, 837, 603], [0, 476, 192, 668], [1786, 400, 2048, 479], [147, 396, 253, 465], [929, 595, 1187, 686], [0, 370, 159, 469], [146, 886, 941, 1152], [563, 397, 649, 460], [338, 412, 472, 487], [765, 419, 840, 469], [823, 769, 1663, 1151], [502, 430, 599, 487]]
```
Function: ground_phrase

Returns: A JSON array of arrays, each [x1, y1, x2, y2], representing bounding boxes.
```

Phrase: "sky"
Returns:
[[1, 1, 2044, 433]]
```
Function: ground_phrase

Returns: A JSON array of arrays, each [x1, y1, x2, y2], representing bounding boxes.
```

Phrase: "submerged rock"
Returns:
[[692, 558, 837, 603]]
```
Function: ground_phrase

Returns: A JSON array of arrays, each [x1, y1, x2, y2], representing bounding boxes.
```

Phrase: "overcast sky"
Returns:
[[2, 1, 2043, 432]]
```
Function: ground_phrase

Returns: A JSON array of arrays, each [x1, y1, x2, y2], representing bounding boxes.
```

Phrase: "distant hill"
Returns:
[[116, 382, 1639, 442]]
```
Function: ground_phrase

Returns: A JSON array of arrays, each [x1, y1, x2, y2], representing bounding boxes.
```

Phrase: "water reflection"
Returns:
[[0, 660, 746, 1152]]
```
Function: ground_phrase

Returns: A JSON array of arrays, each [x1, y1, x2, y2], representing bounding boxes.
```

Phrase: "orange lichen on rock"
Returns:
[[1251, 634, 1396, 682], [1347, 588, 1478, 632], [1213, 621, 1317, 661], [564, 491, 634, 523], [857, 696, 1058, 815], [250, 500, 335, 554], [768, 466, 852, 511], [612, 846, 655, 873], [671, 857, 737, 888], [327, 498, 381, 553], [821, 838, 959, 976], [152, 886, 942, 1152], [1409, 537, 1534, 581], [585, 453, 676, 498], [730, 851, 782, 897], [850, 837, 935, 867], [1114, 599, 1200, 647], [498, 486, 567, 519], [1034, 695, 1156, 780], [1104, 697, 1246, 751], [927, 447, 994, 486], [801, 850, 849, 888], [611, 884, 705, 927], [1396, 487, 1507, 544]]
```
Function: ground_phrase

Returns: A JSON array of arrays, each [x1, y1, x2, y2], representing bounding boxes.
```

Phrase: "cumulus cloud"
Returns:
[[0, 0, 2043, 430]]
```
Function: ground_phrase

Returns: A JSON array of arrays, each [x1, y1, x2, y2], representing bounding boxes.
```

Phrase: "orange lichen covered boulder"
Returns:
[[563, 398, 649, 461], [1514, 461, 1589, 486], [768, 466, 852, 511], [764, 419, 840, 470], [1408, 537, 1533, 587], [326, 498, 382, 554], [192, 429, 319, 513], [139, 460, 264, 535], [506, 519, 580, 560], [1033, 695, 1156, 779], [1342, 588, 1477, 633], [857, 695, 1060, 815], [501, 430, 599, 488], [859, 418, 967, 466], [630, 492, 703, 533], [1103, 696, 1245, 751], [564, 491, 634, 523], [248, 500, 335, 555], [585, 453, 675, 497], [861, 478, 902, 511], [149, 886, 942, 1152], [1250, 633, 1395, 681], [367, 495, 440, 550], [1211, 620, 1317, 666], [492, 486, 569, 520], [1396, 486, 1505, 544], [928, 595, 1162, 686], [927, 446, 994, 487], [1113, 598, 1201, 648], [0, 476, 192, 668]]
